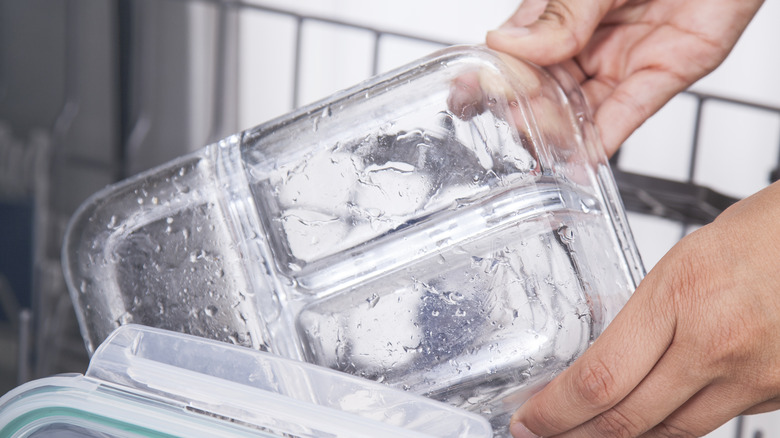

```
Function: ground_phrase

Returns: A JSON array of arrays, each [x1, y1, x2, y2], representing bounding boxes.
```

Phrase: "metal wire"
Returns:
[[137, 0, 780, 226], [11, 1, 779, 435]]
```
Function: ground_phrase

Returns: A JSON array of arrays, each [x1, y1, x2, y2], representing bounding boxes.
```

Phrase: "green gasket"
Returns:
[[0, 406, 179, 438]]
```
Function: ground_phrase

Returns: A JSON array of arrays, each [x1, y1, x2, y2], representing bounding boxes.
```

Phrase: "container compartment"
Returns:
[[62, 45, 644, 431]]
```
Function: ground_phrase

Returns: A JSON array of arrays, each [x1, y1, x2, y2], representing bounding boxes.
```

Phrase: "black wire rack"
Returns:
[[611, 89, 780, 225], [116, 0, 780, 226], [3, 0, 779, 436]]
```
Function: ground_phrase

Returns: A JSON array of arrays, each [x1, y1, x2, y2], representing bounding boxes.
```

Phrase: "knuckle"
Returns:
[[576, 358, 618, 409], [589, 408, 641, 438], [538, 1, 582, 52], [539, 0, 575, 26], [650, 422, 697, 438]]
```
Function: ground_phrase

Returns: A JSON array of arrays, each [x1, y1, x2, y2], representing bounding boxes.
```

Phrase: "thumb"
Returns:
[[487, 0, 614, 66]]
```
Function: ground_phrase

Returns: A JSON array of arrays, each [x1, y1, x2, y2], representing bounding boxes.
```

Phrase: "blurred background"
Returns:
[[1, 0, 779, 436]]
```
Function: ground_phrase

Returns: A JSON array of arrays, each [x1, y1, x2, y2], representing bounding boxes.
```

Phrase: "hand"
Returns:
[[510, 180, 780, 437], [486, 0, 764, 156]]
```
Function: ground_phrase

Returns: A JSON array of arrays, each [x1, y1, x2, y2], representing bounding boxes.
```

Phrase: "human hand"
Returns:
[[510, 180, 780, 437], [486, 0, 764, 156]]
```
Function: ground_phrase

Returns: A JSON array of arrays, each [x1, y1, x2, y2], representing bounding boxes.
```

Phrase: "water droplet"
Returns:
[[444, 291, 464, 304], [166, 217, 174, 224], [136, 197, 144, 205], [431, 310, 440, 316], [557, 225, 575, 243], [366, 293, 380, 308], [580, 197, 596, 213], [205, 305, 218, 317], [106, 215, 117, 229], [115, 312, 133, 325]]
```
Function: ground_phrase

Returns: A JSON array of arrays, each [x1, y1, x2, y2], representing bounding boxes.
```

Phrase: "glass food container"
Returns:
[[0, 325, 491, 437], [63, 45, 645, 432]]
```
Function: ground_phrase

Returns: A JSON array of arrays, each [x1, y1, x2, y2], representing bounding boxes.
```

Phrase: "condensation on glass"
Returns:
[[63, 45, 645, 431]]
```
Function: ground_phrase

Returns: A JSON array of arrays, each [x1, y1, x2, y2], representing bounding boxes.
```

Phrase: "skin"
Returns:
[[487, 0, 763, 156], [485, 1, 780, 437]]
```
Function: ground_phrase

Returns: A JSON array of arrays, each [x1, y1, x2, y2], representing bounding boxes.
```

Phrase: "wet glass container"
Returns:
[[63, 45, 645, 432]]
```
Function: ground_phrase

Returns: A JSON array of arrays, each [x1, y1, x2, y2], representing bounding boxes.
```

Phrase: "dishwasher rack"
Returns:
[[1, 1, 778, 436]]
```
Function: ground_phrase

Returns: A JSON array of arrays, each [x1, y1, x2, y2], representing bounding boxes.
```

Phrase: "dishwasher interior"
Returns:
[[1, 1, 779, 436]]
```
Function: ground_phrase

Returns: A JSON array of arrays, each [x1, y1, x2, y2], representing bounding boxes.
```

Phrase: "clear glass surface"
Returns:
[[63, 45, 645, 432]]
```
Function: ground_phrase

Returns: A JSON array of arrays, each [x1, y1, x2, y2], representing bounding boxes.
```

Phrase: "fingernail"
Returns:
[[510, 422, 540, 438], [490, 27, 532, 38]]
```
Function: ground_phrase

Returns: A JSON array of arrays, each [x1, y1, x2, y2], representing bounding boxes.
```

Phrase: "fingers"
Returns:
[[566, 381, 766, 438], [513, 300, 776, 438], [486, 0, 615, 66], [559, 342, 709, 437], [447, 71, 486, 120], [511, 181, 780, 438], [446, 62, 543, 121], [510, 271, 678, 436], [500, 0, 550, 29], [581, 69, 689, 155]]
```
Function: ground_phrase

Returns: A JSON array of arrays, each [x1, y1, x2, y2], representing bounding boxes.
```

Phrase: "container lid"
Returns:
[[0, 325, 492, 438]]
